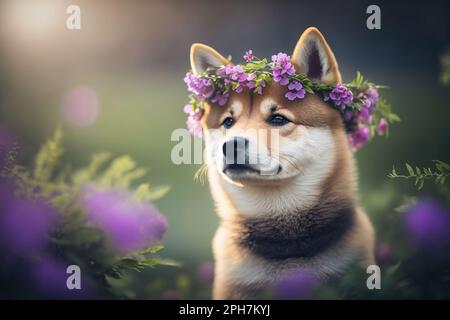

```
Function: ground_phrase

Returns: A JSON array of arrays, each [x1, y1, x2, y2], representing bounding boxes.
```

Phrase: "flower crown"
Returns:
[[183, 50, 399, 151]]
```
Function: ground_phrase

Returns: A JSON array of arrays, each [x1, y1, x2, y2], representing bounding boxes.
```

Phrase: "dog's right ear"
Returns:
[[190, 43, 229, 75], [291, 27, 342, 84]]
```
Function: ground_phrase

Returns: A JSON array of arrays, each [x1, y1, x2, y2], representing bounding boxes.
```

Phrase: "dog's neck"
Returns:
[[232, 200, 355, 260]]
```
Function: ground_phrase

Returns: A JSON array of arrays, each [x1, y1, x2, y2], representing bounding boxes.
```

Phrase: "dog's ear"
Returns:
[[190, 43, 229, 75], [291, 27, 342, 84]]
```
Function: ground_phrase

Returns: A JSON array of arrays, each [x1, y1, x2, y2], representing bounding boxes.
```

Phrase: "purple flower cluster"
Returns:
[[210, 91, 229, 106], [271, 52, 295, 85], [285, 81, 306, 101], [217, 64, 256, 94], [404, 199, 450, 255], [325, 84, 354, 107], [183, 104, 203, 137], [184, 73, 214, 100], [348, 125, 370, 152], [344, 87, 384, 151], [82, 186, 168, 255]]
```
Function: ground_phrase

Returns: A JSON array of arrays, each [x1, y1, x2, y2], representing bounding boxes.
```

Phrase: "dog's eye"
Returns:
[[267, 114, 290, 126], [222, 117, 235, 129]]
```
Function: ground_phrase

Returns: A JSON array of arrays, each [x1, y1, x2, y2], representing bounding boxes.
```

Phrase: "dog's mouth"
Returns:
[[222, 163, 282, 180], [223, 163, 260, 175]]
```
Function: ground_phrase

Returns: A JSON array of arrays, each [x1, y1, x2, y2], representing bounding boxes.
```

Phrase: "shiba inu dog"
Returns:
[[189, 27, 375, 299]]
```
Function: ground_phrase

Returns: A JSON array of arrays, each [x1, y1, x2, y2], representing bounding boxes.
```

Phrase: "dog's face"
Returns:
[[190, 28, 347, 187]]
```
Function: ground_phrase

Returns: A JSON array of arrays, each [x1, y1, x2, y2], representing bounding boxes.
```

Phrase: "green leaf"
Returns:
[[405, 163, 415, 177], [137, 245, 164, 255], [33, 127, 63, 182]]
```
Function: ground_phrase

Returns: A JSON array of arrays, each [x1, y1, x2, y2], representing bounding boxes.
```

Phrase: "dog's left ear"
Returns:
[[291, 27, 342, 84], [190, 43, 229, 75]]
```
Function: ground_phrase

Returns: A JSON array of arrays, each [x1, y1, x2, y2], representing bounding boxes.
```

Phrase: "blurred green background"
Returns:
[[1, 0, 450, 295]]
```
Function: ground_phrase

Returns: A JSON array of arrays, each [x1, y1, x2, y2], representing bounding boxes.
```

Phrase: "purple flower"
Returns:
[[0, 182, 58, 256], [183, 104, 203, 136], [184, 73, 214, 100], [197, 262, 214, 285], [343, 110, 354, 123], [246, 73, 256, 89], [210, 91, 229, 106], [348, 125, 370, 151], [366, 87, 379, 105], [186, 112, 203, 137], [404, 199, 450, 254], [271, 52, 295, 85], [256, 80, 266, 95], [82, 186, 168, 255], [272, 269, 318, 299], [358, 87, 378, 113], [325, 84, 354, 106], [183, 104, 193, 114], [218, 64, 253, 93], [357, 107, 372, 123], [243, 50, 254, 62], [285, 81, 306, 101], [377, 118, 388, 136]]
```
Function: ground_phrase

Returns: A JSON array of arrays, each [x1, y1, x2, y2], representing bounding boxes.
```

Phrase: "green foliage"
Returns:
[[388, 160, 450, 190], [3, 128, 174, 298]]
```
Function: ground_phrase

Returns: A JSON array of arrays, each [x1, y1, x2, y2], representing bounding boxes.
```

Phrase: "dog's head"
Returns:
[[190, 28, 350, 187]]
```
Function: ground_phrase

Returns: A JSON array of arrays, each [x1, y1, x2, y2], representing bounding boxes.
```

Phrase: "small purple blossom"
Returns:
[[82, 186, 168, 255], [183, 104, 203, 136], [256, 80, 266, 95], [348, 125, 370, 151], [366, 87, 379, 105], [186, 112, 203, 137], [358, 87, 378, 113], [357, 107, 372, 123], [404, 199, 450, 255], [184, 73, 214, 100], [325, 84, 354, 107], [243, 50, 254, 62], [210, 91, 229, 106], [271, 52, 295, 86], [343, 110, 354, 122], [218, 64, 256, 93], [272, 269, 318, 299], [377, 118, 388, 136], [285, 81, 306, 101]]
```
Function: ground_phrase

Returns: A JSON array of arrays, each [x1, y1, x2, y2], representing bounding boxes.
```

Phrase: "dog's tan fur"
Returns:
[[190, 27, 375, 299]]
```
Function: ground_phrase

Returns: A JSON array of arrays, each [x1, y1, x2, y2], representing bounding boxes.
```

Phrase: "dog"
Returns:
[[188, 27, 375, 299]]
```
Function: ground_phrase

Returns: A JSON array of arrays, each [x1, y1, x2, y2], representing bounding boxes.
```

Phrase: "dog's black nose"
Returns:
[[222, 137, 249, 165]]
